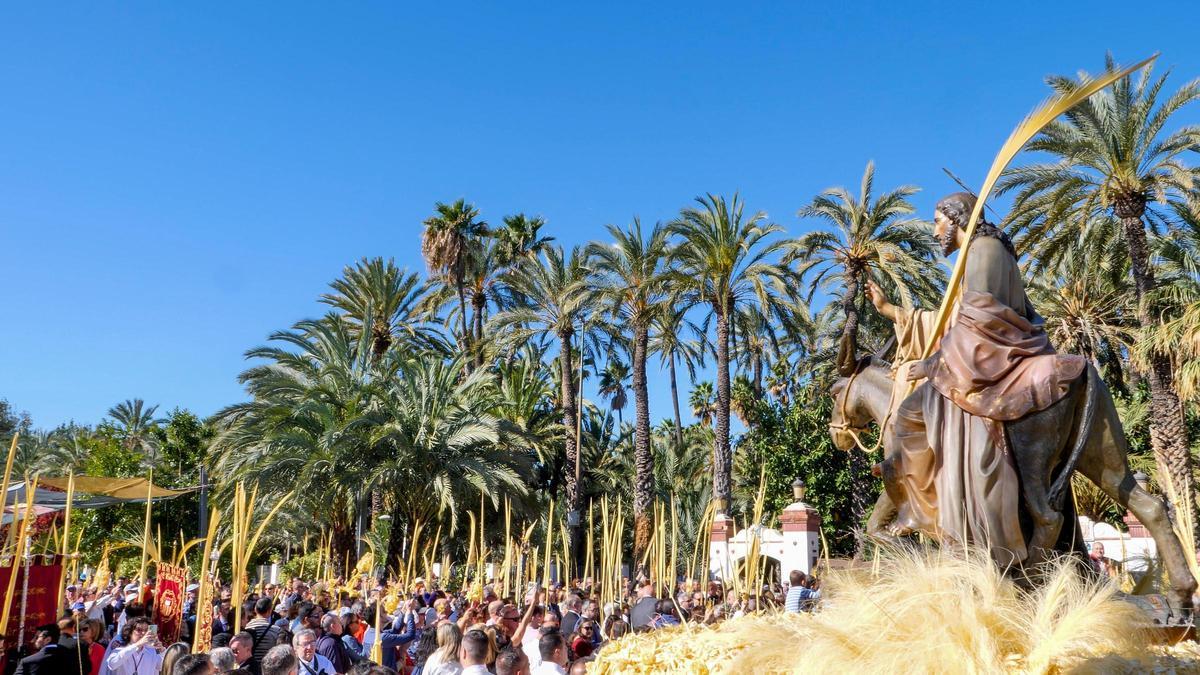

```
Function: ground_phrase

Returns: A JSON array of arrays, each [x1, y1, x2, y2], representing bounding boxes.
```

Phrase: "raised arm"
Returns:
[[865, 280, 900, 323]]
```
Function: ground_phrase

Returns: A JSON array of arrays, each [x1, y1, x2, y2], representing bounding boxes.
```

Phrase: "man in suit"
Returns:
[[16, 624, 83, 675]]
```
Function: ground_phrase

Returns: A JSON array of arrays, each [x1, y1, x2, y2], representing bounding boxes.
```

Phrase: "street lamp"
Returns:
[[792, 479, 806, 502]]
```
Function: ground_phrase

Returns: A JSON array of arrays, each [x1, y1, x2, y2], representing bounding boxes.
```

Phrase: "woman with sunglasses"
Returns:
[[569, 621, 595, 659]]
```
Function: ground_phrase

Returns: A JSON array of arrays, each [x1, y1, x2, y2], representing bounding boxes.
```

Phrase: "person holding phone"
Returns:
[[104, 618, 163, 675]]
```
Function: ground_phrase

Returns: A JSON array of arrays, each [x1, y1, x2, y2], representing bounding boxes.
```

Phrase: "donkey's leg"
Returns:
[[1007, 396, 1074, 564], [865, 489, 898, 537], [1078, 393, 1197, 610]]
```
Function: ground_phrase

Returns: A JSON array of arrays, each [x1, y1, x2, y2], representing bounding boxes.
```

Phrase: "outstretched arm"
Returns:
[[865, 280, 899, 323]]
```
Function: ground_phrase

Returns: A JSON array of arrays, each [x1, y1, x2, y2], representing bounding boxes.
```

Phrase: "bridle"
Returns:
[[828, 362, 898, 454]]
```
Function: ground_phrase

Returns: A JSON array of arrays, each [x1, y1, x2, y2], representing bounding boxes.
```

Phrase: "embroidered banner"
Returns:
[[192, 572, 216, 654], [0, 556, 65, 651], [153, 562, 188, 646]]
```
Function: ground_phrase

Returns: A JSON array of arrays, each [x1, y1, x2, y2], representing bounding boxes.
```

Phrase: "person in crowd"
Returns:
[[172, 653, 215, 675], [161, 642, 192, 675], [568, 621, 595, 660], [104, 618, 162, 675], [785, 570, 806, 612], [260, 645, 299, 675], [420, 623, 463, 675], [315, 614, 350, 673], [246, 596, 283, 669], [648, 599, 680, 630], [81, 618, 107, 675], [628, 580, 657, 633], [228, 632, 257, 673], [532, 631, 567, 675], [361, 602, 418, 672], [292, 629, 335, 675], [15, 624, 79, 675], [604, 619, 628, 642], [410, 629, 441, 675], [209, 647, 236, 674], [493, 647, 528, 675], [558, 595, 582, 637], [458, 629, 490, 675]]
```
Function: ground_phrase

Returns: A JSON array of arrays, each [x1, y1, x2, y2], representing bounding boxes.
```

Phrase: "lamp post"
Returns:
[[792, 479, 806, 503]]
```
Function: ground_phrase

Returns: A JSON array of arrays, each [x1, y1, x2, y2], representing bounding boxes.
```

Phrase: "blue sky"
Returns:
[[3, 2, 1199, 428]]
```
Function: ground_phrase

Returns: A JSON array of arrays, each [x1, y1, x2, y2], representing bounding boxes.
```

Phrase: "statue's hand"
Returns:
[[907, 357, 932, 381], [865, 280, 887, 311]]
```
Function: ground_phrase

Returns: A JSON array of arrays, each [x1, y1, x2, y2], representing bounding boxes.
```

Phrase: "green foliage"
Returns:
[[735, 388, 878, 556]]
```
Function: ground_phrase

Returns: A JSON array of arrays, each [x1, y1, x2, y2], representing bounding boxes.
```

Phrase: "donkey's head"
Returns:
[[828, 332, 894, 451]]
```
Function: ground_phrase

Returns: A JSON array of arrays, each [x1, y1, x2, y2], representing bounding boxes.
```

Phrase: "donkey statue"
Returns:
[[828, 336, 1197, 611]]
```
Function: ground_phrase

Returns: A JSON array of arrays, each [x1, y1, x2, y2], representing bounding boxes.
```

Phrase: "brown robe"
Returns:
[[883, 236, 1086, 565]]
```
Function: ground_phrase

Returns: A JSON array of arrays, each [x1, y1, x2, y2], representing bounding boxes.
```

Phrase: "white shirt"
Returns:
[[297, 654, 337, 675], [521, 633, 542, 670], [533, 662, 567, 675], [104, 645, 162, 675], [422, 654, 463, 675], [462, 666, 491, 675]]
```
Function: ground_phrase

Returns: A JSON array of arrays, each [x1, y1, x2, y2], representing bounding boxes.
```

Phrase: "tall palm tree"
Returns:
[[489, 246, 595, 560], [689, 381, 716, 429], [422, 199, 489, 349], [648, 304, 706, 451], [108, 399, 162, 469], [596, 360, 629, 427], [669, 194, 799, 513], [320, 257, 441, 361], [791, 161, 943, 372], [587, 218, 673, 565], [997, 58, 1200, 520], [494, 213, 555, 264]]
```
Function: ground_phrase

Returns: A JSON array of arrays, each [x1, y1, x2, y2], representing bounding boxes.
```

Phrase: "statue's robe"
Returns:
[[883, 236, 1085, 565]]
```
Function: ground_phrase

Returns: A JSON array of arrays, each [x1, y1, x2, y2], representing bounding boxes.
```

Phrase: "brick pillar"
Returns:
[[779, 502, 821, 575]]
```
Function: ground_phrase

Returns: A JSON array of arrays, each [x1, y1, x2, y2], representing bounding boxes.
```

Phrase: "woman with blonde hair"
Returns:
[[421, 622, 463, 675]]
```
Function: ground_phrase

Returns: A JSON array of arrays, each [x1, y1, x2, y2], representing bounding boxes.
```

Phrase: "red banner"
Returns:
[[153, 563, 188, 646], [0, 556, 64, 651]]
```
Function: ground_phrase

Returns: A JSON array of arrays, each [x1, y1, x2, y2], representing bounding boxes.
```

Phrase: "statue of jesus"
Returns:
[[865, 192, 1086, 566]]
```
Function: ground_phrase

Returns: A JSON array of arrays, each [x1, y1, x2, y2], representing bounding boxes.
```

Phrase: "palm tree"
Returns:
[[596, 360, 630, 426], [489, 246, 595, 560], [587, 217, 674, 566], [648, 305, 706, 451], [367, 355, 528, 568], [108, 399, 162, 468], [422, 199, 489, 349], [494, 214, 555, 263], [320, 257, 441, 362], [1138, 199, 1200, 403], [791, 161, 943, 371], [211, 315, 377, 572], [689, 381, 716, 428], [997, 58, 1200, 520], [1026, 219, 1135, 391], [669, 194, 798, 513]]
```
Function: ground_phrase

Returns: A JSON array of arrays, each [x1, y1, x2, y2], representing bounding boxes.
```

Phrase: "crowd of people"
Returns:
[[2, 566, 822, 675]]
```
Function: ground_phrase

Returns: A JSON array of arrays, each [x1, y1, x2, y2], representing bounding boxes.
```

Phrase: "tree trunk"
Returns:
[[558, 329, 583, 574], [713, 308, 732, 513], [669, 354, 684, 451], [331, 516, 358, 579], [842, 268, 861, 349], [1118, 208, 1196, 534], [473, 295, 486, 369], [457, 276, 470, 358], [384, 502, 406, 575], [632, 325, 654, 574]]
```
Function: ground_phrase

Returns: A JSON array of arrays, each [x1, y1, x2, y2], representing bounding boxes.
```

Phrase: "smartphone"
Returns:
[[147, 624, 158, 637]]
